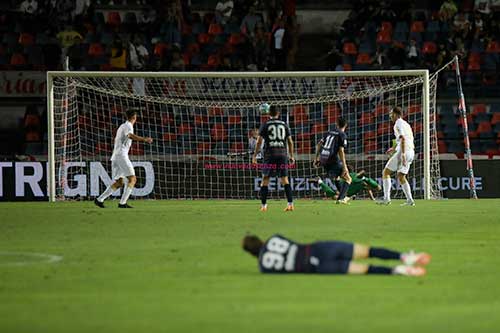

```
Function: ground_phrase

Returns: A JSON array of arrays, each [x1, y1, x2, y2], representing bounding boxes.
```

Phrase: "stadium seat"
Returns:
[[343, 42, 357, 55], [472, 104, 487, 116], [324, 104, 340, 124], [207, 54, 220, 67], [209, 106, 224, 116], [162, 133, 177, 142], [228, 33, 243, 45], [195, 115, 209, 125], [374, 105, 389, 117], [88, 43, 104, 57], [107, 12, 121, 27], [130, 143, 144, 156], [486, 40, 500, 53], [356, 53, 371, 65], [18, 32, 34, 46], [291, 105, 308, 123], [410, 21, 425, 33], [364, 140, 377, 153], [477, 122, 493, 134], [197, 142, 212, 154], [377, 122, 392, 135], [359, 112, 374, 126], [228, 115, 241, 125], [438, 140, 447, 153], [311, 123, 326, 135], [10, 53, 26, 66], [491, 113, 500, 125], [197, 33, 212, 45], [154, 42, 169, 57], [296, 140, 311, 154], [408, 105, 421, 116], [208, 23, 223, 35], [162, 113, 174, 126], [186, 42, 200, 54], [376, 31, 392, 44], [211, 124, 227, 141], [364, 130, 376, 140], [178, 123, 193, 135], [422, 42, 437, 54], [380, 22, 393, 33], [230, 142, 245, 153], [96, 142, 111, 154]]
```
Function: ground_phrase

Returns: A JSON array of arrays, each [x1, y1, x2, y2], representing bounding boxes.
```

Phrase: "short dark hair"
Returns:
[[269, 105, 279, 117], [337, 116, 347, 128], [391, 106, 403, 116], [126, 109, 138, 120], [242, 235, 264, 257]]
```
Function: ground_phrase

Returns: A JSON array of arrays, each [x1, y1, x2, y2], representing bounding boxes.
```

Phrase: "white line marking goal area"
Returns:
[[0, 252, 63, 266]]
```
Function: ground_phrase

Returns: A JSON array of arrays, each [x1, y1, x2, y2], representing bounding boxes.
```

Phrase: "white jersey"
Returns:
[[394, 118, 414, 153], [111, 121, 133, 161]]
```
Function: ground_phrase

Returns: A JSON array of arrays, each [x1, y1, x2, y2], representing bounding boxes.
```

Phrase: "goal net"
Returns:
[[47, 71, 442, 201]]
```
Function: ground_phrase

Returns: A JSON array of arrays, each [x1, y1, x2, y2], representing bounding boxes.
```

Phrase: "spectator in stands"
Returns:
[[475, 0, 492, 15], [19, 0, 38, 15], [453, 12, 471, 35], [405, 39, 420, 68], [56, 24, 83, 51], [72, 0, 90, 19], [241, 6, 262, 37], [67, 35, 85, 70], [472, 12, 484, 33], [252, 24, 270, 70], [285, 16, 299, 70], [129, 35, 149, 71], [439, 0, 458, 21], [372, 46, 389, 69], [272, 18, 287, 70], [435, 43, 450, 69], [219, 56, 234, 71], [387, 42, 406, 69], [170, 49, 185, 71], [110, 38, 128, 70], [215, 0, 234, 25]]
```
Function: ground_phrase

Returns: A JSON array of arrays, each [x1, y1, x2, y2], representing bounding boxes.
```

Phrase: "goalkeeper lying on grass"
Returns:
[[312, 170, 381, 201]]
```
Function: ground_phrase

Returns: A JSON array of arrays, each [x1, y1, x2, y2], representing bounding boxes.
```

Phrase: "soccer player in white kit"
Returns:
[[94, 109, 153, 208], [377, 107, 415, 206]]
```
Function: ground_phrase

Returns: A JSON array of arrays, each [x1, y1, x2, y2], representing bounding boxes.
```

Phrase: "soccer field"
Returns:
[[1, 199, 499, 333]]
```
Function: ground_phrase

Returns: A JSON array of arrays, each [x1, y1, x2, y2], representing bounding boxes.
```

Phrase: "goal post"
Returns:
[[47, 70, 441, 202]]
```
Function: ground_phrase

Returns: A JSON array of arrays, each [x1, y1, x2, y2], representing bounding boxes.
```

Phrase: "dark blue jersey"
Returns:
[[319, 127, 347, 165], [258, 119, 291, 158], [258, 234, 311, 273]]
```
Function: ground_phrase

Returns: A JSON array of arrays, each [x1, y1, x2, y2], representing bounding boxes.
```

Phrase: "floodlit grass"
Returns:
[[1, 199, 499, 333]]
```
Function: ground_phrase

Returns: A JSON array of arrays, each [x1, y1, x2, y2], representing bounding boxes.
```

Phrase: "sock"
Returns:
[[369, 247, 401, 260], [337, 182, 349, 200], [119, 186, 134, 205], [367, 265, 393, 275], [319, 181, 336, 197], [260, 185, 268, 206], [383, 177, 392, 201], [97, 185, 116, 202], [284, 184, 293, 204], [401, 181, 414, 202]]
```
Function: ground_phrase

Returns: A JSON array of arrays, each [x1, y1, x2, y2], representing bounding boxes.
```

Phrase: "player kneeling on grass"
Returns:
[[242, 234, 431, 276], [252, 104, 295, 212], [94, 109, 153, 208], [377, 106, 415, 206], [313, 117, 351, 204]]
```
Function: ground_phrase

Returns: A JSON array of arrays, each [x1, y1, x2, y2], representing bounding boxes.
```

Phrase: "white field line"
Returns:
[[0, 252, 63, 266]]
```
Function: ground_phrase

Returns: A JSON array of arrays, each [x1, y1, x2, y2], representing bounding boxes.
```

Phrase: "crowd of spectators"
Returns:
[[0, 0, 300, 72], [326, 0, 500, 87]]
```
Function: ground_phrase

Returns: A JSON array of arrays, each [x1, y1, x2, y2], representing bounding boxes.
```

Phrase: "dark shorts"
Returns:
[[322, 161, 343, 179], [261, 155, 289, 177], [309, 241, 354, 274]]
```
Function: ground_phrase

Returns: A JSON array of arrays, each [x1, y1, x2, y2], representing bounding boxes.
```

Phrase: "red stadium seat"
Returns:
[[162, 113, 174, 125], [182, 53, 191, 65], [228, 33, 243, 45], [18, 33, 34, 46], [162, 133, 177, 141], [359, 112, 374, 126], [25, 130, 40, 142], [342, 64, 352, 71], [24, 114, 41, 128], [364, 130, 377, 140], [88, 43, 104, 57], [182, 24, 193, 35], [211, 124, 227, 141], [356, 53, 372, 65], [376, 31, 392, 44], [407, 105, 421, 115], [324, 104, 341, 124], [107, 12, 121, 27], [10, 53, 26, 66], [486, 41, 500, 53], [410, 21, 425, 33], [179, 123, 192, 134], [374, 105, 390, 117], [343, 42, 357, 55], [477, 122, 492, 134], [186, 43, 200, 54], [472, 104, 487, 116], [197, 142, 212, 154], [413, 122, 423, 133], [228, 115, 241, 125], [154, 43, 169, 57], [208, 23, 223, 35], [130, 143, 144, 155], [296, 132, 311, 141], [438, 141, 447, 153], [467, 61, 480, 71], [194, 115, 209, 125], [96, 143, 111, 154], [422, 42, 437, 54], [260, 114, 271, 123], [364, 140, 377, 153], [296, 140, 311, 154], [207, 54, 220, 67], [491, 113, 500, 125], [197, 33, 212, 45], [377, 122, 392, 135], [468, 52, 481, 63], [230, 142, 244, 152], [209, 106, 224, 116], [380, 21, 393, 33], [311, 123, 326, 135], [292, 105, 308, 123]]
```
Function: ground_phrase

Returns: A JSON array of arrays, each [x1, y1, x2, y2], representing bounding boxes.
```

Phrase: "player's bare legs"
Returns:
[[94, 178, 124, 208], [259, 176, 270, 211], [398, 172, 415, 206], [281, 176, 294, 211], [118, 175, 136, 208]]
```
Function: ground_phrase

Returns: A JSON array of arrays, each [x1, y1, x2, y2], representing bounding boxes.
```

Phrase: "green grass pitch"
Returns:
[[1, 199, 499, 333]]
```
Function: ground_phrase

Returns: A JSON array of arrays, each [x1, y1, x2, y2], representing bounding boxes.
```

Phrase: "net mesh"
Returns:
[[51, 72, 442, 200]]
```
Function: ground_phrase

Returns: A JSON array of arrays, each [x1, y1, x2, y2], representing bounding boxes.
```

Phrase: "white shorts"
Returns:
[[111, 157, 135, 180], [384, 150, 414, 175]]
